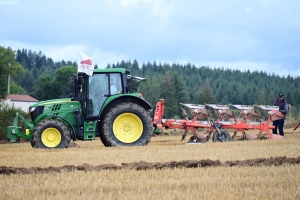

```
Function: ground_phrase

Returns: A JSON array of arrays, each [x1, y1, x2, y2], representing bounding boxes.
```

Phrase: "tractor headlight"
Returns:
[[30, 106, 44, 122], [29, 107, 36, 113]]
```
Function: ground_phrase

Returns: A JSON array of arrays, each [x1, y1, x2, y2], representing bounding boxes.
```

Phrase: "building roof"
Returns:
[[4, 94, 39, 102]]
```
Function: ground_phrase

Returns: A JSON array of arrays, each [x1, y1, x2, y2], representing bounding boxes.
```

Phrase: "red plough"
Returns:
[[152, 99, 284, 143]]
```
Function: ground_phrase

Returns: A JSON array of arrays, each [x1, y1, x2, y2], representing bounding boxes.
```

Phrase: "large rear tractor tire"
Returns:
[[100, 103, 152, 147], [99, 128, 110, 147], [212, 129, 231, 142], [31, 119, 71, 149]]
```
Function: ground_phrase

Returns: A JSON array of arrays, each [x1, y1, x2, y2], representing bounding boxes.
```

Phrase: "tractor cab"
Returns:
[[73, 69, 128, 118], [73, 68, 146, 118]]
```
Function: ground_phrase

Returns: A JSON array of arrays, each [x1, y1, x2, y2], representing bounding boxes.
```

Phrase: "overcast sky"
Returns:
[[1, 0, 299, 77]]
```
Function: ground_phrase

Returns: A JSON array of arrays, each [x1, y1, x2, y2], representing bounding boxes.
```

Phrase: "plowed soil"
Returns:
[[1, 156, 299, 175]]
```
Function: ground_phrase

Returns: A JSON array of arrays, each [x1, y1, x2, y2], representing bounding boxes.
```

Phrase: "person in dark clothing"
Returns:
[[273, 93, 288, 136]]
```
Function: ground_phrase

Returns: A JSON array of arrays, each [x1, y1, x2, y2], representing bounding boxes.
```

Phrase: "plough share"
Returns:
[[153, 99, 284, 143]]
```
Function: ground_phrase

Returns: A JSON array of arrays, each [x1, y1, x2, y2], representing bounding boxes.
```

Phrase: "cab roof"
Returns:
[[93, 68, 128, 74]]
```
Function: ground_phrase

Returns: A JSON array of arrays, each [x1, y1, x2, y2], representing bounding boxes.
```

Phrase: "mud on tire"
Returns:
[[100, 103, 152, 147], [31, 119, 71, 149]]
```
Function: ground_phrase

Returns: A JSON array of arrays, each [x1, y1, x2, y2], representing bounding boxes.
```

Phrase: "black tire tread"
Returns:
[[31, 119, 71, 149], [212, 129, 231, 142], [100, 103, 152, 147]]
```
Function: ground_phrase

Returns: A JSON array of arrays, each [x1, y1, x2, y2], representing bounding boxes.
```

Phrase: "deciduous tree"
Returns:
[[0, 46, 25, 98]]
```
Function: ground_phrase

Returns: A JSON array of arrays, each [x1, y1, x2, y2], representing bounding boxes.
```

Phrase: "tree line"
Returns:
[[1, 46, 299, 119]]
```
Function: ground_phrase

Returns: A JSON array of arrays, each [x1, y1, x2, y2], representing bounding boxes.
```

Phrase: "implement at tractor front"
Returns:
[[153, 99, 284, 143], [7, 112, 34, 142]]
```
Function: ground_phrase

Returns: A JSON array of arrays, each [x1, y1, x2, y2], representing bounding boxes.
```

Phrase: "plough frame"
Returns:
[[153, 99, 284, 143]]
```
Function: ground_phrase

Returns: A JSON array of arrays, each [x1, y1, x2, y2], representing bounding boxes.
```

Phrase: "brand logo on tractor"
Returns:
[[45, 105, 51, 110]]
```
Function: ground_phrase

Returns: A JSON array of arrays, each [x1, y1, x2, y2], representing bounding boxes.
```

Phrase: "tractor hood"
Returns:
[[29, 98, 73, 108], [29, 98, 81, 123]]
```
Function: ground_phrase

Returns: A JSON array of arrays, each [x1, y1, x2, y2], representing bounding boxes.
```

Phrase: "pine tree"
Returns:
[[196, 78, 217, 104], [159, 71, 177, 118]]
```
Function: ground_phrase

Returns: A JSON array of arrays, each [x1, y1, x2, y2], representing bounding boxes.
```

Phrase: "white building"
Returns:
[[1, 94, 39, 112]]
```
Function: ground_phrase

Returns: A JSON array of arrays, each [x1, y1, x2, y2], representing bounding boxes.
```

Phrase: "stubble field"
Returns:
[[1, 126, 300, 200]]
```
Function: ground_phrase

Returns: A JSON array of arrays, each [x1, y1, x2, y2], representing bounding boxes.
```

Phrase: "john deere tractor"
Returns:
[[7, 68, 153, 148]]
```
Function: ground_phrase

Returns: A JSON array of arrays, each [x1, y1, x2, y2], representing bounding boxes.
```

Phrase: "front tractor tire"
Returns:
[[100, 103, 153, 147], [31, 119, 71, 149]]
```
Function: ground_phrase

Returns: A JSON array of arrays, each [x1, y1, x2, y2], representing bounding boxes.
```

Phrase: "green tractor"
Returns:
[[6, 68, 153, 148]]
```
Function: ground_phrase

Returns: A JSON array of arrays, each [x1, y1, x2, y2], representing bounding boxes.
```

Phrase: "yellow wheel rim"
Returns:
[[41, 128, 62, 148], [113, 113, 143, 143]]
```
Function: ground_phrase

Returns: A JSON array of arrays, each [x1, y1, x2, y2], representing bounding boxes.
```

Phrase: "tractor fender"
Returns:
[[99, 95, 152, 121], [45, 114, 77, 140]]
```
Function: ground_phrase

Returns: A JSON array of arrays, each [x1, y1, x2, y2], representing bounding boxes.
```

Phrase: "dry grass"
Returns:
[[0, 127, 300, 200], [1, 166, 299, 200]]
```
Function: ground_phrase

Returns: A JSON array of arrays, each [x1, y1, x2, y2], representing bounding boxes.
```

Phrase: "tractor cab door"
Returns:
[[83, 73, 123, 117]]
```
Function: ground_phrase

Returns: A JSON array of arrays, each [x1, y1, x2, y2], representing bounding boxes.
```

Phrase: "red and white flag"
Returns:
[[78, 52, 94, 76]]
